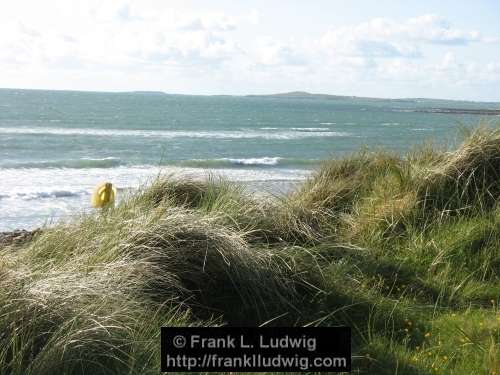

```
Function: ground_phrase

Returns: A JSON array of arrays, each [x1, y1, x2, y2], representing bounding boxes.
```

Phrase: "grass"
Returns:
[[0, 126, 499, 374]]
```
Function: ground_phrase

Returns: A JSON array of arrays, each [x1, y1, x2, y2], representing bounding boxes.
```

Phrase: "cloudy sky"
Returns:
[[1, 0, 500, 100]]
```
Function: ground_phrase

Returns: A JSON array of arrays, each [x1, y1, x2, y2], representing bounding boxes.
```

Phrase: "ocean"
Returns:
[[0, 88, 497, 231]]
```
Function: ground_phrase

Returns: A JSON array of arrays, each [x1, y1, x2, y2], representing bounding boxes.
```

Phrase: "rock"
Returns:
[[0, 229, 41, 248]]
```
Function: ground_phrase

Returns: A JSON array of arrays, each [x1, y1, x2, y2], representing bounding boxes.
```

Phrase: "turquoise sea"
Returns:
[[1, 88, 498, 230]]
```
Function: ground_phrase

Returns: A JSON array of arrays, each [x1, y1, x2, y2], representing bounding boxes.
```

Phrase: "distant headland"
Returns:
[[2, 88, 500, 114]]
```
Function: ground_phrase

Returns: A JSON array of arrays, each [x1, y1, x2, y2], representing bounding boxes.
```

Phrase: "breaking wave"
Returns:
[[0, 126, 351, 140]]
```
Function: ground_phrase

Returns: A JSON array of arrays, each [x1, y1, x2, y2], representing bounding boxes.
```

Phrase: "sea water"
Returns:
[[0, 88, 496, 230]]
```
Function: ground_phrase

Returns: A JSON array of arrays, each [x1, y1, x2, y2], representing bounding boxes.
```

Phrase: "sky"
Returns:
[[1, 0, 500, 101]]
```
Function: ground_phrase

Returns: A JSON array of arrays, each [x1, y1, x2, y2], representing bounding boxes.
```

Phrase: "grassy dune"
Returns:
[[0, 126, 499, 374]]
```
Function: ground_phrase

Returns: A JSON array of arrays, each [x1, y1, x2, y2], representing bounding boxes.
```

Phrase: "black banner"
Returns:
[[161, 327, 351, 372]]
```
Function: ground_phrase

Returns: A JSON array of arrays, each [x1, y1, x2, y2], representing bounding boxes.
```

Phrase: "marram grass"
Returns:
[[0, 126, 499, 374]]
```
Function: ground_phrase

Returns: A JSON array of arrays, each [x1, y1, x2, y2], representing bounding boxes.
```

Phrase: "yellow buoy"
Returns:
[[91, 182, 117, 208]]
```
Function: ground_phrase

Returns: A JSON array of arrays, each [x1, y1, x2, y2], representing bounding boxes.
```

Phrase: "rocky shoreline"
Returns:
[[0, 229, 41, 248]]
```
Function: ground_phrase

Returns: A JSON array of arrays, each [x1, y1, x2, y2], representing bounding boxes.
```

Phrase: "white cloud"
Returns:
[[319, 14, 482, 63], [438, 51, 457, 70], [253, 38, 307, 67], [137, 31, 240, 67], [0, 3, 242, 71], [405, 14, 480, 45], [372, 51, 500, 88], [179, 14, 236, 32], [247, 10, 260, 25], [320, 30, 421, 59]]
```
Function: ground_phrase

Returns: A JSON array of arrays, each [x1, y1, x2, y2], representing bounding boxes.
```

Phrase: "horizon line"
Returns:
[[1, 86, 499, 104]]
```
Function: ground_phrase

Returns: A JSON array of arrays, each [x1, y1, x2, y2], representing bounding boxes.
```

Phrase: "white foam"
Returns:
[[289, 127, 330, 131], [12, 190, 89, 200], [0, 166, 312, 231], [226, 157, 281, 166], [1, 157, 122, 169], [0, 126, 350, 140]]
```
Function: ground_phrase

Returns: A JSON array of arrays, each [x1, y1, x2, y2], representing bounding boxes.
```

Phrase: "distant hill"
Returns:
[[1, 87, 499, 109], [245, 91, 500, 111], [246, 91, 358, 100], [247, 91, 494, 103], [130, 91, 166, 95]]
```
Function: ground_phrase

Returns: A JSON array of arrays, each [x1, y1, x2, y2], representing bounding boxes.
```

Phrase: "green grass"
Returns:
[[0, 126, 499, 374]]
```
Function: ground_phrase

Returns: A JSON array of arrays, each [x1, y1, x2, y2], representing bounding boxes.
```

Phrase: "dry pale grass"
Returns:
[[419, 125, 500, 212]]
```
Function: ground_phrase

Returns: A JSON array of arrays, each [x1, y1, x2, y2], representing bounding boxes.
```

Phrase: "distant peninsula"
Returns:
[[130, 91, 167, 95], [246, 91, 500, 115]]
